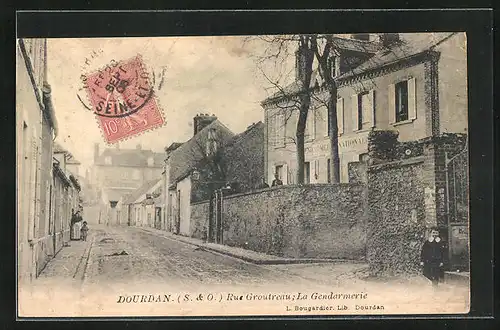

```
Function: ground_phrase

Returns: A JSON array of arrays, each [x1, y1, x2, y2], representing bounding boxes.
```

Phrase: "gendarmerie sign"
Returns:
[[305, 134, 369, 156]]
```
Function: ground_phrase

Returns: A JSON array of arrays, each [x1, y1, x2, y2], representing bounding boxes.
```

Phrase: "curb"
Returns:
[[137, 227, 349, 265], [79, 236, 95, 285]]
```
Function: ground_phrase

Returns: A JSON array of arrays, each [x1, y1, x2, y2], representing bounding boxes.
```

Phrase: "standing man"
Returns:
[[420, 227, 445, 288], [256, 178, 270, 189], [271, 173, 283, 187]]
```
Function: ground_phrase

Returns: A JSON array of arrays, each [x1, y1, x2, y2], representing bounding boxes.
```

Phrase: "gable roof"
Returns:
[[121, 178, 162, 205], [336, 33, 455, 81], [53, 142, 81, 165], [53, 142, 67, 153], [263, 36, 382, 104], [262, 34, 455, 105], [168, 119, 235, 185], [225, 121, 264, 150], [95, 147, 164, 168]]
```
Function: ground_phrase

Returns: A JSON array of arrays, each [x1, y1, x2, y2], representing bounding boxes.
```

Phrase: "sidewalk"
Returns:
[[138, 226, 351, 265], [36, 234, 94, 282]]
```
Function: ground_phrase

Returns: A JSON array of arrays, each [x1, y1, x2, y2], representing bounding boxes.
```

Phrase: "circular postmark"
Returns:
[[82, 56, 154, 118]]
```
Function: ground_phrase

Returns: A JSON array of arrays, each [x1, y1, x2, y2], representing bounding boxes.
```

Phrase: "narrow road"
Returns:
[[84, 225, 342, 292], [22, 225, 470, 317]]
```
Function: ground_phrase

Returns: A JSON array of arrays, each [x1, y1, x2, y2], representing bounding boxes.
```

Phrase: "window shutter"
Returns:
[[323, 106, 329, 137], [408, 77, 417, 120], [369, 90, 376, 127], [283, 163, 288, 185], [337, 98, 344, 135], [309, 109, 315, 140], [388, 83, 396, 124], [351, 94, 359, 131]]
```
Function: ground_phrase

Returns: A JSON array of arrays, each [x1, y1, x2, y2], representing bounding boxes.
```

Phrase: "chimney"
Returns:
[[378, 33, 400, 47], [193, 114, 217, 136], [350, 33, 371, 41], [94, 143, 99, 162], [136, 144, 142, 150]]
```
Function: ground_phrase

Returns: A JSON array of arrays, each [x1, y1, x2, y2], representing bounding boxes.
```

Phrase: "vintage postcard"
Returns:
[[16, 32, 470, 317]]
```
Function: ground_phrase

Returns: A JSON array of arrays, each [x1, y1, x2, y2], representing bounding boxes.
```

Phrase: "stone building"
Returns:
[[90, 143, 164, 225], [163, 114, 235, 235], [262, 33, 467, 185], [16, 38, 59, 284]]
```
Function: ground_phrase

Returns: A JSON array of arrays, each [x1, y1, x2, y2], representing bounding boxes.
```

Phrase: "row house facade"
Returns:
[[17, 39, 81, 284], [52, 144, 82, 255], [17, 38, 58, 284], [118, 178, 162, 228], [262, 33, 467, 185]]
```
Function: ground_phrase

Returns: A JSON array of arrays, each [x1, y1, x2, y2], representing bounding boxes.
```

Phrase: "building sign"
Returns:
[[304, 134, 369, 156]]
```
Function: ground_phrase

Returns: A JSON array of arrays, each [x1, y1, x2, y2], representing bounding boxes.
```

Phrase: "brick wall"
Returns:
[[191, 184, 367, 260]]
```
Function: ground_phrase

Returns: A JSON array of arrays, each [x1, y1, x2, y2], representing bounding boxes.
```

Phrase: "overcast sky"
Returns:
[[47, 36, 285, 172]]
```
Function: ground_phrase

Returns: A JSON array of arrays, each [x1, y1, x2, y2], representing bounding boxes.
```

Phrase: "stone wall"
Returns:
[[190, 201, 210, 240], [191, 184, 368, 260], [366, 130, 468, 276], [367, 157, 427, 276]]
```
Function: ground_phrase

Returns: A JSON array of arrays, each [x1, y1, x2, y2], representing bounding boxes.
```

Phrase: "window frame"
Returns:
[[395, 80, 409, 123]]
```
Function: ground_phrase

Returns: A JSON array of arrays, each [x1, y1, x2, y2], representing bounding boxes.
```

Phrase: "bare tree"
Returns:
[[251, 34, 385, 184]]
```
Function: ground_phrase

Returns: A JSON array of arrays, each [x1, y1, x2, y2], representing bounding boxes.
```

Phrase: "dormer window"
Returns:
[[206, 128, 218, 156], [328, 56, 338, 78], [104, 156, 112, 165], [147, 157, 154, 167]]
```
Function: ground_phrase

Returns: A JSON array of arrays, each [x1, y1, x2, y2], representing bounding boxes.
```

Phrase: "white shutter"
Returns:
[[351, 94, 359, 131], [388, 83, 396, 124], [323, 106, 329, 137], [337, 98, 344, 135], [369, 90, 375, 127], [283, 163, 288, 185], [408, 77, 417, 120]]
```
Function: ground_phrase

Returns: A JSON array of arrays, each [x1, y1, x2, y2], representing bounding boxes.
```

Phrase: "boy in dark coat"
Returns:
[[420, 227, 445, 288]]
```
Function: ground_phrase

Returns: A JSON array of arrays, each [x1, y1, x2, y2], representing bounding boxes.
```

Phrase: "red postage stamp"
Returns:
[[83, 55, 164, 144]]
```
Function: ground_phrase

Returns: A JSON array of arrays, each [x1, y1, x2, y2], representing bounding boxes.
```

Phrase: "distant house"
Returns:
[[118, 178, 162, 227], [90, 143, 164, 225], [164, 114, 235, 235]]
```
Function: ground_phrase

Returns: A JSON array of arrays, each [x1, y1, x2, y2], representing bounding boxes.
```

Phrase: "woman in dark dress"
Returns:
[[420, 227, 445, 288]]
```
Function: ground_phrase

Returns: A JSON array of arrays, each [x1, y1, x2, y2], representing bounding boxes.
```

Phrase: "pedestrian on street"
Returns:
[[271, 173, 283, 187], [256, 178, 270, 189], [70, 209, 82, 240], [80, 221, 89, 242], [420, 226, 445, 288]]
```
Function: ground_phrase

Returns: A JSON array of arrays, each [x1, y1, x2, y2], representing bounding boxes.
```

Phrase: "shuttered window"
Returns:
[[305, 109, 315, 141], [390, 77, 416, 124], [336, 98, 344, 135], [352, 90, 375, 131]]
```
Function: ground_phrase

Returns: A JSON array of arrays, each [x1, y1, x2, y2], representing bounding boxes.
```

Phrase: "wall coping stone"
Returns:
[[191, 183, 367, 205], [368, 156, 425, 172]]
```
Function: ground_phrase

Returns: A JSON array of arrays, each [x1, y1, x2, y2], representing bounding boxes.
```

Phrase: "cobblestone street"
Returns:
[[84, 225, 354, 291], [20, 225, 470, 317]]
